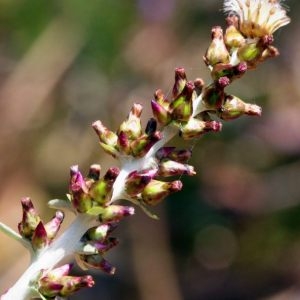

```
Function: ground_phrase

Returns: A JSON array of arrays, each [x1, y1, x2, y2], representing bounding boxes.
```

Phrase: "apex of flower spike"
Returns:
[[223, 0, 290, 38]]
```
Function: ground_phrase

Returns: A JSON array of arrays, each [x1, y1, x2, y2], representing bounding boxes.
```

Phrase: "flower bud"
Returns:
[[69, 166, 92, 213], [130, 131, 162, 158], [32, 221, 49, 250], [87, 224, 110, 242], [151, 99, 171, 125], [118, 103, 143, 140], [156, 147, 192, 163], [237, 42, 262, 65], [90, 167, 120, 205], [82, 238, 119, 255], [172, 67, 187, 99], [44, 211, 64, 241], [92, 120, 119, 157], [87, 164, 101, 181], [117, 130, 131, 155], [180, 117, 222, 140], [125, 169, 157, 196], [100, 205, 135, 223], [38, 264, 94, 298], [154, 89, 170, 110], [202, 83, 225, 110], [141, 180, 183, 206], [194, 78, 205, 96], [219, 94, 262, 120], [18, 197, 41, 239], [170, 81, 194, 122], [78, 255, 116, 275], [224, 15, 245, 49], [158, 160, 196, 177], [204, 26, 230, 66]]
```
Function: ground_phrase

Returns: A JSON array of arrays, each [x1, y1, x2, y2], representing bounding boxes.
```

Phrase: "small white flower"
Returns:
[[223, 0, 290, 38]]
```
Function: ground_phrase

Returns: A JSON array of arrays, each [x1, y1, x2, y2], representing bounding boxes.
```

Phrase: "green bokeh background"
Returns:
[[0, 1, 300, 299]]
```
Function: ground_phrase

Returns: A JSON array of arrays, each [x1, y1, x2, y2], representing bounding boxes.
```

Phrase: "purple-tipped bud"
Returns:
[[141, 180, 183, 206], [151, 99, 171, 125], [173, 67, 187, 99], [204, 26, 230, 66], [170, 81, 195, 122], [18, 197, 41, 239], [32, 221, 49, 250], [130, 131, 162, 158], [69, 166, 92, 213], [79, 255, 116, 275], [125, 169, 157, 196], [118, 103, 143, 140], [219, 95, 262, 120], [158, 160, 196, 177], [44, 211, 64, 241], [180, 118, 222, 140], [38, 265, 94, 298], [100, 205, 135, 223], [217, 76, 230, 88], [90, 167, 120, 205], [117, 131, 131, 155]]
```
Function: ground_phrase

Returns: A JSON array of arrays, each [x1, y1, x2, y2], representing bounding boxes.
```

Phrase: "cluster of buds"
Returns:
[[37, 264, 94, 299], [1, 2, 291, 299], [18, 197, 64, 252], [75, 223, 119, 275], [92, 105, 162, 159]]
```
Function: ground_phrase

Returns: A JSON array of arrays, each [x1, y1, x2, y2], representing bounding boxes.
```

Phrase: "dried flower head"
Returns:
[[223, 0, 290, 38]]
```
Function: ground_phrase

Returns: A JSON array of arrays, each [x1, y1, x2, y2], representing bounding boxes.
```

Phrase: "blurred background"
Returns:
[[0, 0, 299, 299]]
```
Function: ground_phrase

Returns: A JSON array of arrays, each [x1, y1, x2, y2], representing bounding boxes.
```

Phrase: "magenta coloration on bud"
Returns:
[[38, 264, 94, 298], [141, 180, 183, 206], [44, 211, 64, 241], [117, 130, 131, 155], [173, 67, 187, 99], [151, 99, 171, 125], [32, 221, 49, 250], [79, 255, 116, 275], [69, 165, 92, 213], [180, 118, 222, 140], [158, 160, 196, 177], [100, 205, 135, 223], [125, 169, 157, 196], [18, 197, 41, 239], [217, 76, 230, 88]]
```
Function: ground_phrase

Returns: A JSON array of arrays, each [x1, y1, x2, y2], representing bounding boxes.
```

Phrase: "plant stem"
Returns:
[[1, 214, 97, 300]]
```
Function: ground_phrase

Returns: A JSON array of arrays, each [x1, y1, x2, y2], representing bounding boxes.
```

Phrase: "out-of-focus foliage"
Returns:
[[0, 0, 300, 299]]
